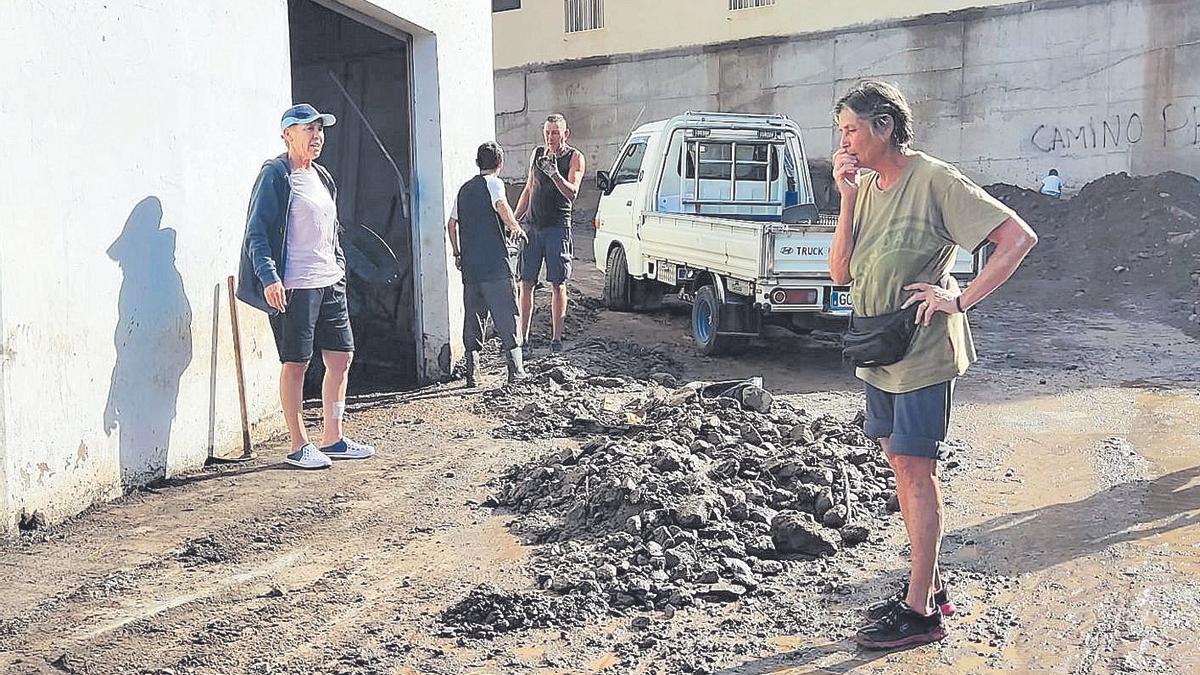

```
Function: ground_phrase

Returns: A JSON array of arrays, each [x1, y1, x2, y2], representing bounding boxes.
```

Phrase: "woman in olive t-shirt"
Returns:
[[827, 80, 1039, 650]]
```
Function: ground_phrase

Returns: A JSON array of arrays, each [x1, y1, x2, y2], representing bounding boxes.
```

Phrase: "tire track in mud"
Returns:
[[0, 410, 532, 674], [1070, 580, 1137, 675]]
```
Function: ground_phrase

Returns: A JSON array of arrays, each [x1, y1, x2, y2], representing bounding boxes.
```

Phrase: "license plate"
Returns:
[[829, 288, 853, 312]]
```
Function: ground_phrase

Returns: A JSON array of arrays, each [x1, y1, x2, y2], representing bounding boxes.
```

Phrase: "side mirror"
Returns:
[[782, 203, 819, 224], [596, 170, 611, 194]]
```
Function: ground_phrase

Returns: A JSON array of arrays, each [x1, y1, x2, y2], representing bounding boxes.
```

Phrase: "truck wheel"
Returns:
[[692, 285, 743, 355], [603, 247, 633, 311]]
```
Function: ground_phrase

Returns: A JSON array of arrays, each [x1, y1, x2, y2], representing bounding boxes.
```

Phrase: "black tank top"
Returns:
[[530, 145, 576, 229], [455, 176, 512, 283]]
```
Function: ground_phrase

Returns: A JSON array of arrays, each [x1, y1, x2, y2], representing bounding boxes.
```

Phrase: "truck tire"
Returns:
[[603, 247, 633, 311], [691, 285, 745, 355]]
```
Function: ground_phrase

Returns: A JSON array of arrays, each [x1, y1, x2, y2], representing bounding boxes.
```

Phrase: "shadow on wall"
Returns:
[[103, 197, 193, 488]]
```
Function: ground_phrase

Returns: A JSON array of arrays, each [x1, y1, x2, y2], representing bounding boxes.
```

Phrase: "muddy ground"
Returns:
[[3, 187, 1200, 674]]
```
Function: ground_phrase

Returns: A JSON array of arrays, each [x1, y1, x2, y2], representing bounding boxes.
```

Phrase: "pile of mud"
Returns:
[[444, 364, 961, 641], [562, 337, 683, 380], [478, 354, 680, 440], [440, 583, 608, 637], [986, 171, 1200, 334]]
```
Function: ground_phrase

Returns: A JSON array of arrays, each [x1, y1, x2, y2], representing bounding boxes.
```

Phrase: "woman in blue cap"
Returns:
[[236, 103, 375, 469]]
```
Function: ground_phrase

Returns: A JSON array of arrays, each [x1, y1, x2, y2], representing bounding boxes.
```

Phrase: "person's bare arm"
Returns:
[[447, 217, 461, 270], [514, 154, 536, 220], [828, 148, 859, 286], [548, 151, 585, 201], [494, 199, 528, 242], [903, 216, 1038, 325], [956, 216, 1038, 308]]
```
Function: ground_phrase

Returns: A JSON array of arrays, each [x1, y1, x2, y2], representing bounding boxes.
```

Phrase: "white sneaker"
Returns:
[[319, 438, 375, 460], [284, 443, 332, 469]]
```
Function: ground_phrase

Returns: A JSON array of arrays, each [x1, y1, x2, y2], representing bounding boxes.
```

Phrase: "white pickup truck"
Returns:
[[592, 111, 977, 354]]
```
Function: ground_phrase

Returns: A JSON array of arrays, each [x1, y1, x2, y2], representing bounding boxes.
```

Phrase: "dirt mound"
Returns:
[[447, 365, 969, 654], [986, 171, 1200, 335], [439, 583, 607, 638], [524, 285, 604, 347], [479, 351, 682, 440], [557, 337, 682, 380]]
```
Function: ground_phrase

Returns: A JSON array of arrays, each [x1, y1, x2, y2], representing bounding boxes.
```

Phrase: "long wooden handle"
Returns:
[[226, 276, 252, 456]]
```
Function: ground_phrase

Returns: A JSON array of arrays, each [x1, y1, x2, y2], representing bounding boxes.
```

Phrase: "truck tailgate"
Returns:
[[768, 227, 836, 276], [771, 228, 978, 277]]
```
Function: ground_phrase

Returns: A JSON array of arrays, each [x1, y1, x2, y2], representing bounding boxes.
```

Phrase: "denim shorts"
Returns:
[[268, 280, 354, 363], [519, 226, 572, 284], [863, 380, 954, 459]]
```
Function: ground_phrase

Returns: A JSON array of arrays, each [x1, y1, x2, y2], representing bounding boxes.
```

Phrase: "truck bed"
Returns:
[[640, 212, 837, 281], [639, 211, 974, 282]]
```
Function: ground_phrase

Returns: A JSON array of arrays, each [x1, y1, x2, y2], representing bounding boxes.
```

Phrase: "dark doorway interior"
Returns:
[[288, 0, 416, 391]]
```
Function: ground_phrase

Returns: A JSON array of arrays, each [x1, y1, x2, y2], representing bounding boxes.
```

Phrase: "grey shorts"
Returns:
[[268, 280, 354, 363], [519, 226, 572, 284], [863, 379, 954, 459]]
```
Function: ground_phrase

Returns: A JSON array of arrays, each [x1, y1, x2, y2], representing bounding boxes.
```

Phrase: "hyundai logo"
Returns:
[[780, 246, 794, 255]]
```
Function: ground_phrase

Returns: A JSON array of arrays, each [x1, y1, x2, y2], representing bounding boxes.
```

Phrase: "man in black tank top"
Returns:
[[447, 142, 529, 386], [513, 113, 586, 355]]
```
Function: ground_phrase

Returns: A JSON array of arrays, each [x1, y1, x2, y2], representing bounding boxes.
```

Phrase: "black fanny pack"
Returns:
[[842, 304, 920, 368]]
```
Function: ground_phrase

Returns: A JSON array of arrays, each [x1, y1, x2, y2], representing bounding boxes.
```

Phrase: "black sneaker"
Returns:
[[864, 582, 954, 622], [856, 598, 947, 650], [550, 340, 563, 354]]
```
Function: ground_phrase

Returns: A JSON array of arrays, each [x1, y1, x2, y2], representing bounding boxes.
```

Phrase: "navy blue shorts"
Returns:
[[863, 380, 954, 459], [519, 226, 572, 284], [268, 281, 354, 363]]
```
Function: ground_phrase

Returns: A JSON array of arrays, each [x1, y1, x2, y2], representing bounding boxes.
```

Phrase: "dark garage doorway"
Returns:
[[288, 0, 417, 391]]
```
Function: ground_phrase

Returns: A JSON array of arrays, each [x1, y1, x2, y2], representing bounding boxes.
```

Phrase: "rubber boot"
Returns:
[[464, 351, 479, 388], [505, 347, 528, 384]]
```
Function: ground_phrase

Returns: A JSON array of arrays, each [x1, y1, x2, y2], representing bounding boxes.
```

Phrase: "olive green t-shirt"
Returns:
[[850, 151, 1015, 393]]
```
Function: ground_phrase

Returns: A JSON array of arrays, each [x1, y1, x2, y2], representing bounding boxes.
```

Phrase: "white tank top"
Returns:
[[283, 167, 344, 289]]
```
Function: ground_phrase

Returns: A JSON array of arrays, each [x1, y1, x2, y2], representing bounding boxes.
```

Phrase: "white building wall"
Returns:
[[0, 0, 493, 531]]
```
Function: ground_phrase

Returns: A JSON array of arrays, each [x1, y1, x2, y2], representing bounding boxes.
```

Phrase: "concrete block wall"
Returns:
[[496, 0, 1200, 194]]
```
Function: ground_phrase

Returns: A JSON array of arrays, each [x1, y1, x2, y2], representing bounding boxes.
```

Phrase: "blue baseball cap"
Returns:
[[280, 103, 336, 132]]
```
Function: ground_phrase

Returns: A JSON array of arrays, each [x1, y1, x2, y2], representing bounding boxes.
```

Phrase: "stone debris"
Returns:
[[443, 362, 950, 638], [439, 583, 607, 638]]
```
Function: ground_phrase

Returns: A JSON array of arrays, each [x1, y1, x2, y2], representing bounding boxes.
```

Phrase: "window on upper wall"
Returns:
[[565, 0, 604, 33], [493, 0, 520, 11], [730, 0, 775, 9]]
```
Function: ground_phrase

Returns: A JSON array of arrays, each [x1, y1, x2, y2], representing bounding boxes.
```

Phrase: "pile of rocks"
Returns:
[[439, 583, 608, 639], [562, 337, 683, 381], [478, 359, 658, 440], [444, 368, 917, 637]]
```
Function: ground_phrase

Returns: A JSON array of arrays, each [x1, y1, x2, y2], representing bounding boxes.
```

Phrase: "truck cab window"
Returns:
[[683, 142, 778, 181], [613, 141, 647, 185]]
